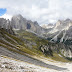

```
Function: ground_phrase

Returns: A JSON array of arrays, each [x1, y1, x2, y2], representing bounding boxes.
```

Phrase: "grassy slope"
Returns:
[[0, 28, 70, 62]]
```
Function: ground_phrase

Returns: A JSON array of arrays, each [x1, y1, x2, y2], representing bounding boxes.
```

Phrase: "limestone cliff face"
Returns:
[[0, 15, 46, 35], [11, 14, 47, 35], [11, 14, 27, 30], [41, 24, 54, 29], [0, 18, 14, 35], [45, 19, 72, 46], [0, 14, 49, 36], [0, 18, 10, 29]]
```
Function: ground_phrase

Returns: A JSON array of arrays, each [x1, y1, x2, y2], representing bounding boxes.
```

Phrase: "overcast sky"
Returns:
[[0, 0, 72, 25]]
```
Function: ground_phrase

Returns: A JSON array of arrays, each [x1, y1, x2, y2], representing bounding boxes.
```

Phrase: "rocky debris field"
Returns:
[[0, 55, 58, 72], [0, 54, 72, 72]]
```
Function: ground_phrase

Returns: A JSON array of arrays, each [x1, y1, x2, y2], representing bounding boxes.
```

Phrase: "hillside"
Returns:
[[0, 27, 71, 62], [1, 28, 72, 72]]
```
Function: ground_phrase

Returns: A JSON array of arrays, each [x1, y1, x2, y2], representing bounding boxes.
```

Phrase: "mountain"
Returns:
[[45, 19, 72, 43], [0, 18, 14, 34], [0, 14, 72, 61], [11, 14, 49, 36], [41, 23, 54, 29], [43, 19, 72, 59]]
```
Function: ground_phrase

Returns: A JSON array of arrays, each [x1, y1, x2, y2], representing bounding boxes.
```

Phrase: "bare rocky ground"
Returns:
[[0, 46, 72, 72], [0, 55, 58, 72]]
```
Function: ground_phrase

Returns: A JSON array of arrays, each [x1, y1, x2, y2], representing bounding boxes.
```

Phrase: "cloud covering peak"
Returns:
[[0, 0, 72, 25]]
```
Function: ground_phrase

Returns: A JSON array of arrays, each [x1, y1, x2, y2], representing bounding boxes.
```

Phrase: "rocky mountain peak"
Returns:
[[34, 21, 38, 25], [12, 14, 24, 19], [0, 18, 14, 34], [46, 19, 72, 46], [65, 18, 71, 22], [10, 14, 46, 35], [41, 24, 54, 29], [0, 18, 10, 29], [54, 20, 62, 29]]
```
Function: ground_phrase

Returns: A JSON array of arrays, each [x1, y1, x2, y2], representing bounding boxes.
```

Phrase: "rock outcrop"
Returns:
[[11, 14, 48, 35], [0, 18, 14, 35], [39, 43, 72, 58], [45, 19, 72, 45]]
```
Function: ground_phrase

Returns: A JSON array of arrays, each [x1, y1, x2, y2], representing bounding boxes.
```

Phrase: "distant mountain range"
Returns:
[[41, 23, 54, 29], [43, 19, 72, 45], [2, 14, 72, 44]]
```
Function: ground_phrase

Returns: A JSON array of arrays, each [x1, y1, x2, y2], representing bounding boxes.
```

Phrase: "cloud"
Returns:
[[0, 0, 72, 25], [0, 14, 12, 20]]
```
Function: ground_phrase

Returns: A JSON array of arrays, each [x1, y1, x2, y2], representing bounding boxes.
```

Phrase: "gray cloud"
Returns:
[[0, 0, 72, 25]]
